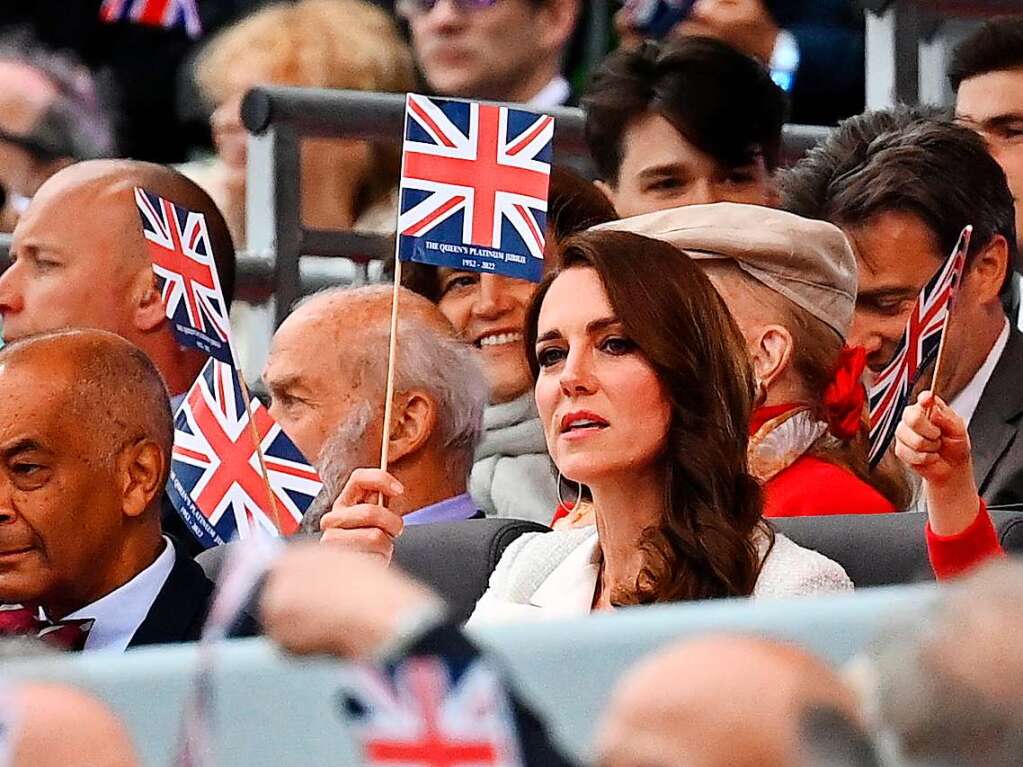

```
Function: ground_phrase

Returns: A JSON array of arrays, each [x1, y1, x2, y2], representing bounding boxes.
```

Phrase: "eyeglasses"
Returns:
[[397, 0, 501, 16]]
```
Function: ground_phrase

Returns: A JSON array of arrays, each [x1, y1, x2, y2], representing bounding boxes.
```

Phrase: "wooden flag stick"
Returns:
[[378, 257, 403, 500]]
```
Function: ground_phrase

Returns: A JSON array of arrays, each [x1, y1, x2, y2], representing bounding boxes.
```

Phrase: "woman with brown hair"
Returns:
[[468, 230, 850, 621]]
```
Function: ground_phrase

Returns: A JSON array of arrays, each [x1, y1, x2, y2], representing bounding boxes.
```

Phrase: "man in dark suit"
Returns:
[[0, 329, 214, 650], [782, 110, 1022, 511], [0, 159, 237, 554]]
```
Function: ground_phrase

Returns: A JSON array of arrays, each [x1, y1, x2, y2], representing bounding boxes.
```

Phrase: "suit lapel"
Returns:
[[970, 329, 1023, 494], [128, 539, 214, 648]]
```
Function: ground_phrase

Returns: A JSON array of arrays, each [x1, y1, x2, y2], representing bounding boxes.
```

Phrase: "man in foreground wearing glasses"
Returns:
[[398, 0, 580, 107]]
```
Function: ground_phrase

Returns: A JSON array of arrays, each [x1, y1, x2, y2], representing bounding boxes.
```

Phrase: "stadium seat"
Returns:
[[773, 510, 1023, 587], [194, 518, 548, 624], [392, 518, 549, 623]]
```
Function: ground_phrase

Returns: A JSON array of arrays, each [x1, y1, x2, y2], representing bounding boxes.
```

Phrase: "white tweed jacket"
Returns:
[[466, 526, 852, 626]]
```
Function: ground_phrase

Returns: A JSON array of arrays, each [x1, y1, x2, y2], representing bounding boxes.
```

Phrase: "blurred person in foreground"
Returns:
[[261, 546, 874, 767], [861, 557, 1023, 766], [618, 0, 865, 126], [600, 202, 909, 519], [402, 167, 616, 523], [263, 286, 488, 560], [0, 330, 218, 651], [2, 682, 139, 767], [583, 37, 787, 218], [0, 35, 114, 231], [398, 0, 580, 107], [0, 159, 236, 552], [782, 113, 1022, 520], [597, 635, 875, 767], [193, 0, 416, 247]]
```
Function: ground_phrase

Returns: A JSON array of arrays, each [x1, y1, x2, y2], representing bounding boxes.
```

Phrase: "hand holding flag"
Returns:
[[867, 226, 972, 468]]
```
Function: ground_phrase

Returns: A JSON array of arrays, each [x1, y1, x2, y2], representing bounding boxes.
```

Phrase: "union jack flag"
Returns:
[[867, 226, 972, 467], [342, 656, 522, 767], [135, 188, 233, 364], [397, 94, 554, 283], [100, 0, 203, 39], [168, 358, 323, 549]]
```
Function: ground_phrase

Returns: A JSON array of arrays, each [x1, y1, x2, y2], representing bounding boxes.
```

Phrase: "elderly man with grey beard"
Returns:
[[263, 286, 489, 560]]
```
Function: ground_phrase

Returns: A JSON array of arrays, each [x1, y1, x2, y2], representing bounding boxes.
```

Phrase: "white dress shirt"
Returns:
[[949, 318, 1010, 427], [528, 76, 571, 109], [64, 537, 176, 652]]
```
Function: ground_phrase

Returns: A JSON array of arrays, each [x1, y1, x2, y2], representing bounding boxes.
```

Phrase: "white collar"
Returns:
[[949, 318, 1010, 427], [65, 537, 175, 652], [529, 529, 600, 615], [528, 76, 571, 109]]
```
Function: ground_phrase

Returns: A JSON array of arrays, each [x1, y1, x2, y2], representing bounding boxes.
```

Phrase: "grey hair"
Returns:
[[381, 317, 488, 481], [864, 559, 1023, 767], [0, 30, 116, 159]]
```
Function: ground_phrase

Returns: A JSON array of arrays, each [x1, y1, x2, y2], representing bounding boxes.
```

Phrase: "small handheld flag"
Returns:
[[100, 0, 203, 39], [135, 188, 233, 364], [867, 226, 972, 468], [341, 656, 522, 767], [168, 358, 323, 549], [397, 93, 554, 284]]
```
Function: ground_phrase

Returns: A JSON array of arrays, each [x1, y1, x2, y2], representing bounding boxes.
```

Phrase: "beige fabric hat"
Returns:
[[595, 202, 858, 340]]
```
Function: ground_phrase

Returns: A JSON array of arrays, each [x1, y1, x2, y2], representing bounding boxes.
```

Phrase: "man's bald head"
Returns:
[[0, 329, 172, 470], [25, 160, 235, 303], [5, 683, 139, 767], [265, 285, 464, 462], [597, 635, 862, 767]]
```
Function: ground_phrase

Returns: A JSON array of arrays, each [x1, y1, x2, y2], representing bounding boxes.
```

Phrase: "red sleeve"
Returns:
[[926, 499, 1005, 580]]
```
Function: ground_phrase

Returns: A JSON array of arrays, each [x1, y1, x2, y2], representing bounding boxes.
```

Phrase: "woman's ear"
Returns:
[[118, 438, 167, 519], [386, 390, 438, 465], [750, 324, 794, 389], [132, 270, 168, 333]]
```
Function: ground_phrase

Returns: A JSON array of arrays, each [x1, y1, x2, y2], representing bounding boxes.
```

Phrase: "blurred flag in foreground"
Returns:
[[168, 358, 322, 549], [397, 93, 554, 283], [135, 187, 233, 363], [341, 655, 523, 767], [867, 226, 972, 467]]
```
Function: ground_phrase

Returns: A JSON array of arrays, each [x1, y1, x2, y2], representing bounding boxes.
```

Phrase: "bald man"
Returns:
[[0, 329, 216, 651], [4, 683, 139, 767], [0, 159, 236, 553], [263, 286, 488, 560], [596, 635, 871, 767], [0, 158, 235, 398]]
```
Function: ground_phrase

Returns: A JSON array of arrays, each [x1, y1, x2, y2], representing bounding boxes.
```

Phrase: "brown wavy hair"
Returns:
[[524, 231, 770, 603]]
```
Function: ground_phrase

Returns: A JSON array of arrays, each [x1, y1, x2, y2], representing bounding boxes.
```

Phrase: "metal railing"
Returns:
[[241, 85, 832, 326], [0, 90, 833, 308]]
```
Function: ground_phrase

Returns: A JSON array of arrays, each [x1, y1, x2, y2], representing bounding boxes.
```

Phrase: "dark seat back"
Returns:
[[195, 518, 548, 624], [393, 518, 549, 623], [773, 511, 1023, 587]]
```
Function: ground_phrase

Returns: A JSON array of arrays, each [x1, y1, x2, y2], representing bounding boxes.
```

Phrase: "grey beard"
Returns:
[[301, 400, 375, 533]]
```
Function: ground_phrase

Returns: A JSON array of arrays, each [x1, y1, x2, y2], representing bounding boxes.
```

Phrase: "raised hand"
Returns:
[[318, 468, 405, 564]]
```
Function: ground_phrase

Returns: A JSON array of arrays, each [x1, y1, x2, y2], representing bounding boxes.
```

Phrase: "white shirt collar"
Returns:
[[949, 318, 1010, 427], [528, 76, 571, 109], [65, 537, 176, 652]]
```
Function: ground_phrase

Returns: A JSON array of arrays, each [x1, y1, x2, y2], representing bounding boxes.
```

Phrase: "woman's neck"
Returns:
[[589, 463, 666, 608]]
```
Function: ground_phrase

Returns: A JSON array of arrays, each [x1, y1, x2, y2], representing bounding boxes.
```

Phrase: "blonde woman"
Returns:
[[191, 0, 416, 246]]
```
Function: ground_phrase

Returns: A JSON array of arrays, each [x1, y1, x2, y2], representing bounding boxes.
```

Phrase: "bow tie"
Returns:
[[0, 604, 94, 651]]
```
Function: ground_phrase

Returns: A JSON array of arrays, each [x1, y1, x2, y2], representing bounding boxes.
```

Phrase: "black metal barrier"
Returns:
[[240, 86, 832, 326], [0, 90, 832, 316]]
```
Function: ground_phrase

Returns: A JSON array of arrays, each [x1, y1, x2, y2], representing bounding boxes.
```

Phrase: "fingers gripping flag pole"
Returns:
[[380, 94, 555, 483], [866, 225, 972, 468], [135, 187, 286, 535]]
